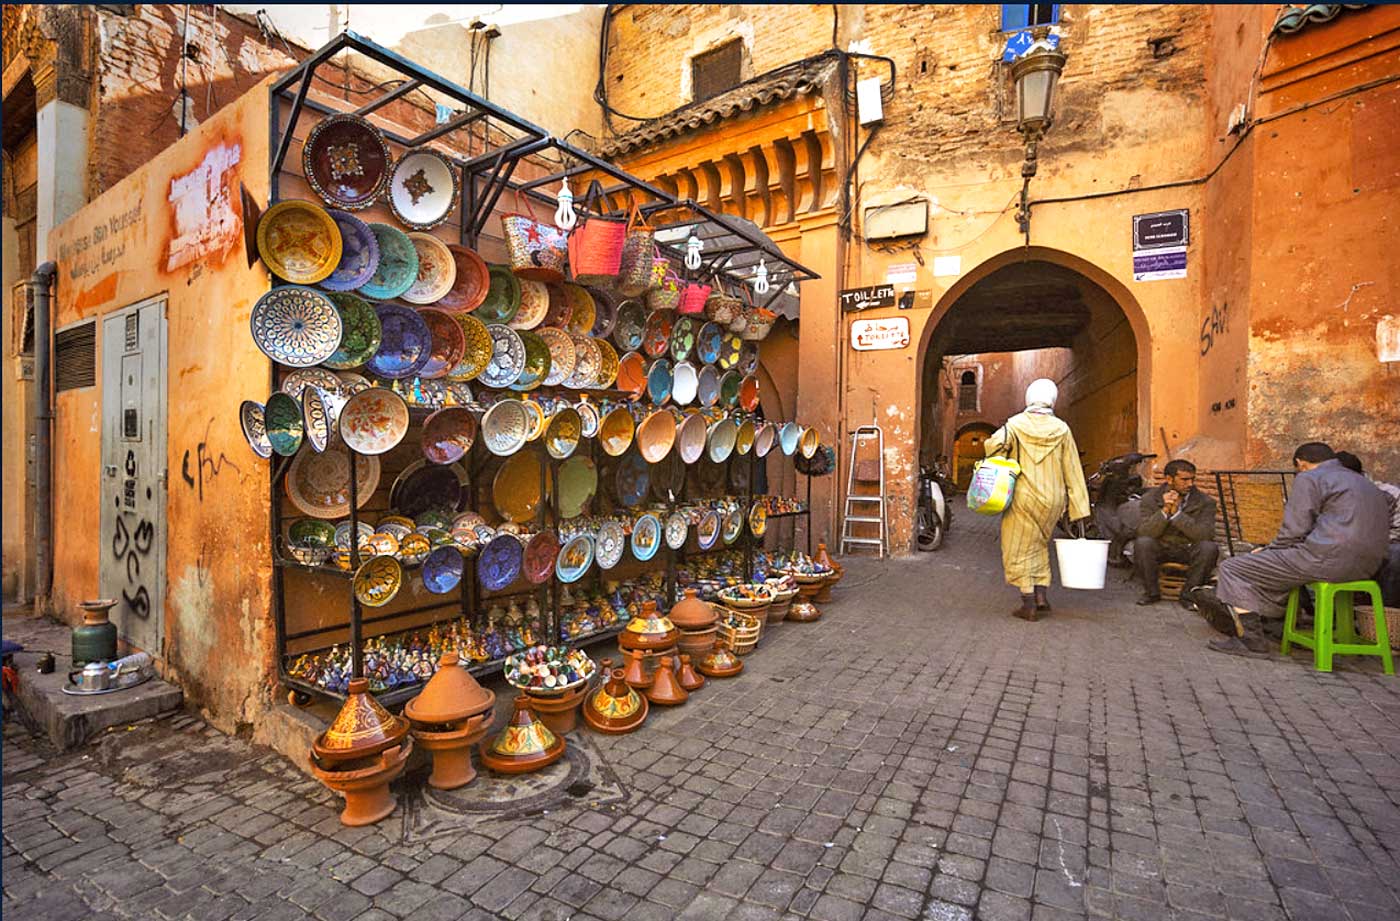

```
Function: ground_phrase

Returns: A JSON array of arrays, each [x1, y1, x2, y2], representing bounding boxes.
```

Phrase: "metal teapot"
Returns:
[[68, 661, 111, 692]]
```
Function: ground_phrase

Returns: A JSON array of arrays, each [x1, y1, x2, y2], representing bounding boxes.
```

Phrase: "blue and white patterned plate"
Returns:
[[250, 286, 343, 368]]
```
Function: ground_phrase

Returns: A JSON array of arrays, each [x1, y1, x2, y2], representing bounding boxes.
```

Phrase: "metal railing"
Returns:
[[1201, 470, 1296, 556]]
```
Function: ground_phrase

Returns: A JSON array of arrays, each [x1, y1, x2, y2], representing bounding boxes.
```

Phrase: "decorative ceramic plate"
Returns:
[[302, 113, 391, 211], [240, 401, 272, 458], [478, 534, 524, 591], [615, 451, 651, 508], [671, 361, 699, 406], [698, 364, 721, 408], [257, 200, 342, 285], [612, 299, 646, 352], [510, 280, 550, 330], [697, 509, 722, 550], [366, 303, 431, 379], [595, 521, 626, 570], [631, 513, 662, 562], [519, 399, 546, 441], [708, 418, 738, 463], [544, 407, 582, 460], [481, 399, 529, 456], [264, 392, 305, 456], [353, 555, 402, 608], [738, 340, 760, 376], [739, 374, 760, 412], [577, 401, 600, 438], [250, 286, 343, 368], [780, 422, 802, 456], [537, 327, 577, 387], [335, 371, 375, 396], [493, 451, 547, 524], [360, 224, 419, 301], [555, 535, 594, 583], [723, 506, 745, 544], [366, 532, 399, 559], [563, 336, 601, 389], [558, 456, 598, 519], [416, 508, 453, 531], [597, 406, 635, 457], [321, 209, 379, 292], [422, 546, 465, 594], [285, 445, 381, 519], [670, 316, 701, 363], [401, 232, 457, 305], [323, 292, 382, 370], [338, 387, 409, 456], [289, 518, 337, 549], [563, 284, 597, 337], [391, 461, 466, 518], [664, 511, 688, 550], [417, 307, 466, 380], [478, 324, 527, 389], [646, 359, 673, 405], [649, 451, 684, 501], [616, 351, 647, 399], [718, 332, 744, 371], [719, 370, 742, 408], [334, 520, 375, 551], [749, 504, 768, 537], [643, 309, 675, 359], [437, 245, 491, 313], [587, 287, 618, 338], [377, 519, 413, 543], [542, 284, 573, 329], [523, 531, 562, 584], [301, 386, 333, 453], [697, 322, 724, 365], [589, 339, 618, 389], [421, 406, 477, 465], [734, 419, 756, 457], [509, 330, 552, 392], [280, 367, 340, 401], [677, 412, 708, 464], [387, 149, 458, 230], [442, 314, 492, 382], [476, 265, 521, 324]]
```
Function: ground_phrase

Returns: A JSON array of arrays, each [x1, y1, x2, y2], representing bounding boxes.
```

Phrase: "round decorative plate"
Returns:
[[631, 513, 662, 562], [542, 285, 573, 329], [301, 386, 332, 453], [638, 411, 677, 465], [643, 309, 675, 359], [537, 328, 577, 387], [697, 509, 721, 550], [335, 520, 375, 551], [353, 555, 402, 608], [335, 371, 374, 395], [616, 351, 647, 399], [597, 405, 635, 457], [401, 232, 457, 305], [587, 287, 618, 338], [510, 280, 550, 330], [444, 313, 493, 382], [360, 224, 419, 301], [519, 399, 546, 441], [698, 364, 722, 408], [612, 299, 646, 352], [523, 531, 561, 584], [595, 521, 626, 570], [677, 412, 708, 464], [250, 286, 343, 368], [264, 392, 305, 456], [592, 339, 620, 390], [664, 511, 688, 550], [738, 340, 760, 375], [493, 451, 546, 524], [338, 387, 409, 455], [476, 265, 521, 324], [285, 445, 381, 519], [366, 302, 431, 380], [509, 330, 552, 392], [749, 504, 768, 538], [708, 418, 738, 463], [421, 406, 478, 465], [280, 367, 341, 400], [718, 332, 744, 370], [544, 407, 582, 460], [780, 422, 802, 456], [422, 546, 465, 594], [697, 322, 724, 365], [558, 456, 598, 519], [735, 419, 756, 457], [563, 336, 602, 389], [555, 535, 594, 583], [719, 370, 742, 408], [437, 245, 491, 313], [289, 518, 337, 549], [563, 285, 597, 337], [671, 361, 698, 406], [479, 323, 527, 389], [391, 461, 466, 518], [321, 209, 379, 292], [670, 315, 701, 363], [302, 113, 391, 211], [377, 520, 413, 543], [723, 506, 745, 545], [417, 308, 467, 380], [649, 452, 685, 501], [478, 534, 524, 592], [323, 292, 382, 370], [480, 399, 529, 456], [614, 451, 651, 508], [256, 200, 341, 285], [387, 149, 458, 230], [646, 358, 673, 405], [577, 401, 600, 438], [240, 401, 272, 458], [396, 532, 431, 566]]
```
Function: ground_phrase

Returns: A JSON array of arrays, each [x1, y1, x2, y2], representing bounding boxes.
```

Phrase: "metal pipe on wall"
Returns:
[[29, 262, 56, 607]]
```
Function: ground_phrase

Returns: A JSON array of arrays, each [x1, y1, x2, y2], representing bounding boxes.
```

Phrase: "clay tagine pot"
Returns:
[[668, 589, 717, 630], [696, 640, 744, 678], [621, 648, 654, 689], [480, 695, 565, 774], [524, 681, 589, 736], [787, 581, 822, 622], [410, 713, 490, 790], [677, 654, 705, 692], [310, 739, 413, 826], [646, 656, 688, 706], [618, 599, 679, 653], [404, 653, 496, 790], [313, 678, 409, 765], [584, 666, 649, 734]]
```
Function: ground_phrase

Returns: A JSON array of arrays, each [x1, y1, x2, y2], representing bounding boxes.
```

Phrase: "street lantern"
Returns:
[[1010, 34, 1066, 236]]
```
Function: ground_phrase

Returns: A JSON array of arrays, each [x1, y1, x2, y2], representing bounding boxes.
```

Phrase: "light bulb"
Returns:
[[554, 177, 576, 230], [685, 235, 703, 271], [753, 258, 770, 295]]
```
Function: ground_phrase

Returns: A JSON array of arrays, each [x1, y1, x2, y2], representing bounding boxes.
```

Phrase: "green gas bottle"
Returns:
[[72, 599, 119, 665]]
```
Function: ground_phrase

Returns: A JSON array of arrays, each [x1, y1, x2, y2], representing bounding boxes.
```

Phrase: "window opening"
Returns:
[[692, 40, 744, 102], [958, 370, 978, 413], [1001, 4, 1060, 32]]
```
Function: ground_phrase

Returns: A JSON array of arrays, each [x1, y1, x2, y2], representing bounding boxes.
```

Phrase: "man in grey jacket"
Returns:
[[1191, 442, 1391, 657], [1133, 459, 1218, 607]]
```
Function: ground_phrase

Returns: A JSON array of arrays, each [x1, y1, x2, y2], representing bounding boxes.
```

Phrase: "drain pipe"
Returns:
[[29, 262, 56, 608]]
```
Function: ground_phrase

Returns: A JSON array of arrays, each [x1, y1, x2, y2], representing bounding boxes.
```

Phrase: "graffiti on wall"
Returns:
[[180, 417, 240, 502], [165, 139, 243, 274], [111, 450, 156, 620], [1199, 301, 1230, 357]]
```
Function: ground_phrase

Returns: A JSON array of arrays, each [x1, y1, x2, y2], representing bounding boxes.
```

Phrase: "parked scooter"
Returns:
[[916, 460, 956, 551]]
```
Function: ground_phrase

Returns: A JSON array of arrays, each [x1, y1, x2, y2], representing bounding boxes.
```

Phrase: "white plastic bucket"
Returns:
[[1054, 538, 1110, 590]]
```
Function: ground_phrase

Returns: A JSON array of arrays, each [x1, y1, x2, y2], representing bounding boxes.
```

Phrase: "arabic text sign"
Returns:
[[851, 317, 911, 351]]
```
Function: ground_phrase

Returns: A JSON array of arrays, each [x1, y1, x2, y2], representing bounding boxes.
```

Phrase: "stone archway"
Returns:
[[951, 422, 997, 490]]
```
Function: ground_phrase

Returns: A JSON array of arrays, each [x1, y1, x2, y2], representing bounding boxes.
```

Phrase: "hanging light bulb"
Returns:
[[554, 177, 576, 231], [753, 258, 770, 295], [685, 234, 703, 271]]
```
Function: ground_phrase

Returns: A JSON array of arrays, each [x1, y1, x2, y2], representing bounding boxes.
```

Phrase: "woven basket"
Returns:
[[716, 608, 763, 656], [727, 307, 751, 333], [647, 272, 683, 311], [740, 307, 778, 341], [679, 282, 711, 315], [705, 293, 742, 326], [568, 215, 626, 282], [1355, 605, 1400, 650]]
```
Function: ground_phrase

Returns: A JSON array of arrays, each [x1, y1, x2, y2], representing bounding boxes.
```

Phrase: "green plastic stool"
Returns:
[[1282, 580, 1394, 674]]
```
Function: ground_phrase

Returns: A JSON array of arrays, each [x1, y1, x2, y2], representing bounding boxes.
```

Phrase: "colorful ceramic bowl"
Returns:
[[301, 386, 334, 453], [558, 456, 598, 519], [697, 510, 721, 550], [537, 327, 577, 387], [749, 504, 769, 538], [402, 232, 458, 305], [723, 506, 745, 545], [302, 113, 390, 211], [523, 531, 562, 584], [476, 265, 521, 324], [739, 374, 761, 412], [616, 351, 647, 399], [479, 323, 527, 389], [587, 287, 618, 338], [646, 359, 673, 405], [576, 400, 600, 438], [437, 245, 491, 313], [285, 446, 380, 519], [367, 303, 431, 380], [542, 284, 573, 329], [445, 313, 492, 382], [478, 534, 523, 591], [738, 340, 760, 376], [323, 292, 382, 370], [422, 546, 465, 594], [392, 462, 467, 518], [418, 307, 467, 380], [338, 387, 409, 456], [754, 421, 777, 457], [482, 399, 529, 456], [719, 370, 742, 408], [250, 286, 343, 368], [239, 400, 272, 458], [697, 364, 722, 408], [353, 555, 403, 607], [510, 280, 550, 330], [780, 421, 802, 456], [280, 367, 341, 401], [421, 406, 478, 465], [670, 315, 701, 363], [493, 451, 547, 524], [671, 361, 699, 406], [643, 309, 675, 359], [257, 200, 342, 285], [595, 521, 627, 569], [697, 322, 724, 365], [708, 418, 739, 464], [545, 407, 583, 460], [614, 452, 651, 508], [563, 284, 597, 337], [289, 518, 337, 549], [612, 299, 646, 352], [520, 400, 546, 441], [598, 406, 636, 457], [637, 409, 677, 464], [387, 149, 458, 231], [800, 426, 820, 459], [360, 224, 419, 301], [717, 332, 744, 371], [677, 412, 708, 465], [734, 419, 756, 456], [564, 336, 602, 389], [631, 513, 662, 562], [264, 392, 305, 457], [555, 535, 594, 583], [509, 330, 552, 391], [664, 512, 688, 550], [592, 339, 620, 390]]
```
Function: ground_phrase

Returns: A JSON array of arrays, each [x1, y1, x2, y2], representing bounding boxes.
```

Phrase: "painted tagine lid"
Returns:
[[403, 652, 496, 726], [618, 600, 679, 652], [668, 588, 717, 630], [313, 678, 409, 764], [584, 667, 649, 734], [480, 696, 565, 774], [697, 640, 744, 678]]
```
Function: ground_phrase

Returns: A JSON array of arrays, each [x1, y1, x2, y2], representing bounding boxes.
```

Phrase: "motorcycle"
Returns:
[[916, 460, 955, 551], [1057, 451, 1156, 564]]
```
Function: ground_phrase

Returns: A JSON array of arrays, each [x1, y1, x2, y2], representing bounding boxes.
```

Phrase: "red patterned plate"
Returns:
[[523, 530, 562, 584], [436, 245, 491, 313], [417, 308, 466, 380]]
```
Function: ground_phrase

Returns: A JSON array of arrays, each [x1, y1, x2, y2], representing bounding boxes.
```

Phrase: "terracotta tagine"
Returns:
[[677, 654, 705, 692], [313, 678, 409, 765], [696, 639, 744, 678], [480, 695, 565, 774], [670, 589, 721, 658], [621, 648, 654, 690], [404, 653, 497, 790], [646, 656, 688, 706], [310, 739, 414, 826], [618, 599, 680, 652], [787, 585, 822, 622], [584, 666, 649, 734], [524, 681, 589, 736]]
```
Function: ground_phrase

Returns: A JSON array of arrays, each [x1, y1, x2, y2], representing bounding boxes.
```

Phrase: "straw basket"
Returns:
[[716, 608, 763, 656]]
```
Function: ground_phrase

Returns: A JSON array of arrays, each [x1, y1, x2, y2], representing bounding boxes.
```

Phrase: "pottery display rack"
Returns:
[[266, 32, 819, 706]]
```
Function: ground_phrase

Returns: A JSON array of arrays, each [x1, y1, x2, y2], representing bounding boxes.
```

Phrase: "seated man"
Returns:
[[1337, 451, 1400, 608], [1191, 442, 1390, 657], [1133, 459, 1218, 607]]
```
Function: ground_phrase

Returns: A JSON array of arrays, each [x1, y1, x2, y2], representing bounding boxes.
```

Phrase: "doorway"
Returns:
[[952, 422, 996, 490]]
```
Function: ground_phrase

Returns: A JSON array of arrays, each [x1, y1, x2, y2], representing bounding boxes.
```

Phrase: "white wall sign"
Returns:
[[932, 255, 962, 278], [851, 317, 911, 351], [885, 262, 918, 285]]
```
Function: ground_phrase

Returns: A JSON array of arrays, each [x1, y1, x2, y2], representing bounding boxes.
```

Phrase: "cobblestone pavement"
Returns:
[[6, 514, 1400, 921]]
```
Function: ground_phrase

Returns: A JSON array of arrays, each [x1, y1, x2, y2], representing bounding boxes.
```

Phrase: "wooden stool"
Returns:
[[1157, 563, 1189, 601]]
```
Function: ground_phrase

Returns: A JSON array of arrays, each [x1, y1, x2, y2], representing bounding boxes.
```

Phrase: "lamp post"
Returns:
[[1011, 33, 1067, 239]]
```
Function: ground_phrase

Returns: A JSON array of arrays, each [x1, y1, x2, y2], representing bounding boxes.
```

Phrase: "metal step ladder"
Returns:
[[841, 423, 887, 558]]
